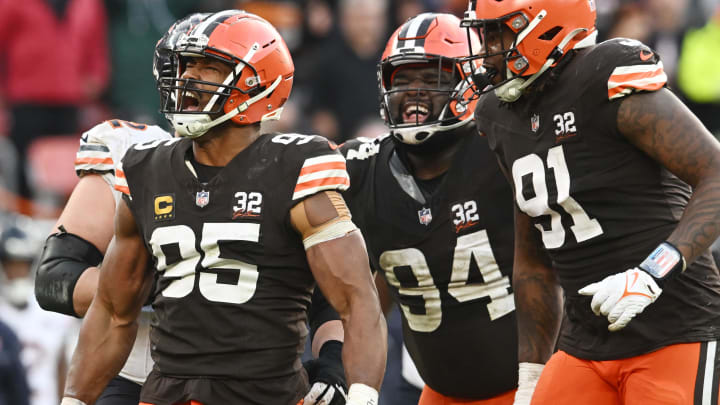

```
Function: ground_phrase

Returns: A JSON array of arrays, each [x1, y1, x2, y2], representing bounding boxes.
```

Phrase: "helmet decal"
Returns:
[[394, 13, 437, 52]]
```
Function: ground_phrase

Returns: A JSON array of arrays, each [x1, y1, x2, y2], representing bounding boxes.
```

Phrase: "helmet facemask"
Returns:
[[462, 12, 529, 90], [462, 3, 595, 103], [379, 55, 476, 145], [153, 12, 211, 125], [159, 42, 273, 138]]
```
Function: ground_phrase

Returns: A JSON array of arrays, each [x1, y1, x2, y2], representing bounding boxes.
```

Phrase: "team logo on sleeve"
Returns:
[[154, 194, 175, 221]]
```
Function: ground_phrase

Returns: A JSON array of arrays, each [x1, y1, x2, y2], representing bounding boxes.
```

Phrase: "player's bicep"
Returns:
[[95, 199, 151, 321], [51, 174, 115, 253], [307, 231, 377, 317], [617, 88, 720, 187], [291, 191, 375, 315]]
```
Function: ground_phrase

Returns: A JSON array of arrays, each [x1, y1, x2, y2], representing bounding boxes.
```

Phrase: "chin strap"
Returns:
[[495, 27, 589, 102], [176, 75, 283, 138]]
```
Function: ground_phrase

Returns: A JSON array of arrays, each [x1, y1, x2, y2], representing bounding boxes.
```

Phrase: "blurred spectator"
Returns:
[[305, 0, 390, 142], [0, 318, 30, 405], [394, 0, 427, 27], [678, 8, 720, 135], [605, 1, 653, 43], [305, 0, 335, 41], [237, 1, 305, 51], [0, 215, 78, 405], [0, 0, 110, 199], [104, 0, 213, 127]]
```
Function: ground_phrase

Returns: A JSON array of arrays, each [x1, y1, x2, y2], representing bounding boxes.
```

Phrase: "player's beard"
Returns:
[[393, 121, 474, 157]]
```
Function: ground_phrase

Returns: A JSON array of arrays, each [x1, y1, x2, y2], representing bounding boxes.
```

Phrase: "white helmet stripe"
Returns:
[[192, 9, 240, 37], [395, 13, 435, 50]]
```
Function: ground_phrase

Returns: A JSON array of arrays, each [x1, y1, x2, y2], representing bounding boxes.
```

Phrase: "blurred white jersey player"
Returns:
[[74, 118, 173, 388], [0, 215, 79, 405]]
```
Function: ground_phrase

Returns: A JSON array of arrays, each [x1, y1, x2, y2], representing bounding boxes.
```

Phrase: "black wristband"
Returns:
[[319, 340, 343, 361]]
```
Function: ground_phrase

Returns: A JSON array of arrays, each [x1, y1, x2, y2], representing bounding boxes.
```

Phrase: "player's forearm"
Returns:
[[340, 297, 387, 390], [667, 175, 720, 264], [72, 267, 99, 317], [64, 299, 138, 403], [514, 262, 562, 364]]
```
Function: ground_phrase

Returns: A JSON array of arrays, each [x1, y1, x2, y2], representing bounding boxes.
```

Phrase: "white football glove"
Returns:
[[578, 268, 662, 332], [303, 381, 347, 405], [512, 362, 544, 405]]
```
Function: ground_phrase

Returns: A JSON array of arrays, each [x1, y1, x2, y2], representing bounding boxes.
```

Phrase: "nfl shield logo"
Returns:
[[418, 207, 432, 226], [195, 190, 210, 208], [531, 114, 540, 132]]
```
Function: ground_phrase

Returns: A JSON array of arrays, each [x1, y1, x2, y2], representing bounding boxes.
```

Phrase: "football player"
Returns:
[[36, 12, 350, 405], [463, 0, 720, 404], [59, 10, 386, 405], [341, 13, 519, 405]]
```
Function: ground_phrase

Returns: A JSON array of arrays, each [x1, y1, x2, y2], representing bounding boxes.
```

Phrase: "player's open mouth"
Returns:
[[402, 103, 430, 124], [181, 92, 200, 111]]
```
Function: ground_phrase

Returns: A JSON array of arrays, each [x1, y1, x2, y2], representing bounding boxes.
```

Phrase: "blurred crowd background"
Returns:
[[0, 0, 718, 404]]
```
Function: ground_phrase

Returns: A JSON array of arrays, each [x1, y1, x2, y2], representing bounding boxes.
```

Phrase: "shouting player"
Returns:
[[37, 13, 349, 405], [464, 0, 720, 403], [54, 11, 385, 405], [341, 13, 519, 405]]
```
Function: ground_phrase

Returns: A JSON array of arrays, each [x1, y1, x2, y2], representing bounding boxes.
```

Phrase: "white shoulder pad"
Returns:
[[75, 120, 172, 201]]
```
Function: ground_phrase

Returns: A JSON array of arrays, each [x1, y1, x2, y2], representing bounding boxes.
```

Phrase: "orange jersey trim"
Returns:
[[74, 157, 114, 165], [114, 184, 130, 194], [294, 177, 350, 193], [608, 68, 665, 99], [299, 161, 347, 176]]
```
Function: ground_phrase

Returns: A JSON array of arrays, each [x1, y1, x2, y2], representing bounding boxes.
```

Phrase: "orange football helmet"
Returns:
[[159, 10, 294, 137], [379, 13, 481, 145], [461, 0, 597, 101]]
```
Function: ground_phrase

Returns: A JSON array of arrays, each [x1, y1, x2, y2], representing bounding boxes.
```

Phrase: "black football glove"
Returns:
[[303, 340, 347, 405]]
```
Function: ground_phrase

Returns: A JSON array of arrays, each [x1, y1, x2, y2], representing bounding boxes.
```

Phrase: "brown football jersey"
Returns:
[[478, 38, 720, 361], [116, 133, 349, 404]]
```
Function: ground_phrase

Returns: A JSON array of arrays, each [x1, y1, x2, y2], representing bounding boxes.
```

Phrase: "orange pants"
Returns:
[[532, 342, 720, 405], [419, 385, 516, 405], [141, 400, 304, 405], [140, 402, 205, 405]]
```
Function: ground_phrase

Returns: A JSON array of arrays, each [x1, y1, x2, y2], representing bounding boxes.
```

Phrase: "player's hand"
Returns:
[[303, 341, 347, 405], [578, 268, 662, 332]]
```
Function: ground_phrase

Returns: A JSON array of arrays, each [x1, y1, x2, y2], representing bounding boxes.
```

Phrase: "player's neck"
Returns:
[[404, 141, 461, 180], [397, 127, 470, 180], [191, 124, 261, 167]]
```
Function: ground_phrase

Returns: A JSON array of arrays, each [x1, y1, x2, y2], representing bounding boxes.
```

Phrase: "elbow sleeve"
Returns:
[[34, 231, 103, 317]]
